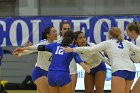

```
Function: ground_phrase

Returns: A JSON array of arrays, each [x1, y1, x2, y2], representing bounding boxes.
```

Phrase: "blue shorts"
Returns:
[[48, 71, 71, 87], [32, 67, 48, 82], [90, 62, 106, 76], [112, 70, 136, 80]]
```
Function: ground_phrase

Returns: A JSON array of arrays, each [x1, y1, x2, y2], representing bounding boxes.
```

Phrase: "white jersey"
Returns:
[[57, 35, 77, 74], [19, 39, 52, 71], [78, 42, 110, 68], [73, 39, 140, 73], [130, 35, 140, 63]]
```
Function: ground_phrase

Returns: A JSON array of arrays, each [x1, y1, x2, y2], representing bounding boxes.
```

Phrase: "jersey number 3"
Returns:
[[55, 46, 64, 55], [117, 42, 124, 49]]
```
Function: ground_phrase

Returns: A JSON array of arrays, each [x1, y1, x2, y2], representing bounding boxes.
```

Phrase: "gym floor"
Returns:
[[7, 90, 111, 93]]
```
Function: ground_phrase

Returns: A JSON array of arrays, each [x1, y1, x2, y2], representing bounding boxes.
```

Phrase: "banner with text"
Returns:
[[1, 16, 140, 46]]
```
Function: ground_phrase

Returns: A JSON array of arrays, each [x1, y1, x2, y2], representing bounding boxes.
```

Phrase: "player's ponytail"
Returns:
[[109, 27, 123, 42], [61, 31, 75, 47], [117, 34, 123, 42]]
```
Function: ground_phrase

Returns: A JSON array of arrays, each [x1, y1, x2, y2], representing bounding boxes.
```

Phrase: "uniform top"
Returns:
[[56, 35, 62, 43], [57, 35, 77, 74], [38, 42, 83, 73], [19, 39, 52, 71], [130, 35, 140, 63], [77, 42, 110, 68], [73, 39, 140, 73], [0, 47, 3, 66]]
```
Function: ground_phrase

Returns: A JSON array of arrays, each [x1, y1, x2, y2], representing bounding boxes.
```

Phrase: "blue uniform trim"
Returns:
[[90, 62, 106, 76], [112, 70, 135, 80], [32, 67, 48, 82], [48, 71, 71, 87]]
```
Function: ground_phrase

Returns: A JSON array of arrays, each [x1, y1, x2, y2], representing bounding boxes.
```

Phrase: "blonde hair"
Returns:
[[108, 27, 123, 42]]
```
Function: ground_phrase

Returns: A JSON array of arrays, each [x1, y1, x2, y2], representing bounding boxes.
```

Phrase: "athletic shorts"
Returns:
[[90, 62, 106, 76], [48, 71, 71, 87], [69, 60, 77, 75], [112, 70, 136, 80], [32, 67, 48, 82]]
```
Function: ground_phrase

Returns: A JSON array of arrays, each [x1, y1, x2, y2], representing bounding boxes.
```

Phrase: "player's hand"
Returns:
[[13, 47, 25, 56], [80, 62, 91, 73]]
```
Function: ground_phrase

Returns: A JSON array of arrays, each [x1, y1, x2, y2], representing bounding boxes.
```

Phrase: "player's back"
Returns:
[[105, 39, 135, 72], [45, 42, 75, 73]]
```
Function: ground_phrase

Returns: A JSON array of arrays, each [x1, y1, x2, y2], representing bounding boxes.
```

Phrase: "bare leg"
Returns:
[[95, 71, 106, 93], [131, 77, 140, 93], [37, 87, 41, 93], [34, 76, 50, 93], [125, 80, 133, 93], [84, 73, 95, 93], [111, 76, 125, 93], [49, 86, 59, 93], [71, 74, 77, 93], [59, 81, 72, 93]]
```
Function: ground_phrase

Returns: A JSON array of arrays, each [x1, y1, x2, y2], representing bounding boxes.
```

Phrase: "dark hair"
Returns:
[[109, 27, 123, 42], [74, 31, 83, 40], [127, 22, 140, 34], [61, 31, 75, 47], [74, 31, 84, 44], [60, 20, 71, 36], [42, 26, 54, 39]]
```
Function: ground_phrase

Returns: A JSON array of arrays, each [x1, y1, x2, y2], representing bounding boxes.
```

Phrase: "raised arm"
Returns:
[[65, 41, 108, 54], [13, 41, 47, 56]]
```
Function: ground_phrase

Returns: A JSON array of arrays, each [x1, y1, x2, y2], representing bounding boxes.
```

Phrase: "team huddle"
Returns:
[[13, 21, 140, 93]]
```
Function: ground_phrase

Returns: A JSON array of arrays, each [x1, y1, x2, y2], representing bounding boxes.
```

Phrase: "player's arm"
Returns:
[[13, 41, 46, 56], [129, 41, 140, 53], [99, 52, 111, 66], [13, 42, 55, 55], [73, 52, 90, 73], [130, 40, 140, 63], [65, 41, 107, 54]]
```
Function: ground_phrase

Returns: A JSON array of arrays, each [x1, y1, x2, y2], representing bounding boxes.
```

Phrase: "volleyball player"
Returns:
[[74, 31, 110, 93], [126, 22, 140, 93], [64, 27, 140, 93], [58, 20, 78, 93], [13, 26, 57, 93]]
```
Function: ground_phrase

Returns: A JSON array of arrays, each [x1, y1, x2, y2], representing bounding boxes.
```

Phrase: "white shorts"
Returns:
[[69, 59, 77, 75]]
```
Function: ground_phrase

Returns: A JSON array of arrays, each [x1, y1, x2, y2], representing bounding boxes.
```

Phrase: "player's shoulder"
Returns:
[[86, 42, 96, 46], [123, 40, 131, 43]]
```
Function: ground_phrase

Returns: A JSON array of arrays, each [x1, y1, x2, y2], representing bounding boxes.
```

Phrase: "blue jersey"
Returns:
[[0, 47, 3, 66], [42, 42, 83, 73]]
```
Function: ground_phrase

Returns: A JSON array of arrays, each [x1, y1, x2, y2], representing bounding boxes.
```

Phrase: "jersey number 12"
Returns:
[[55, 46, 64, 55]]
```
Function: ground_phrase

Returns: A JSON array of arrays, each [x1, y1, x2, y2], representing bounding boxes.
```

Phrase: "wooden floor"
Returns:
[[7, 90, 111, 93], [7, 90, 36, 93]]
